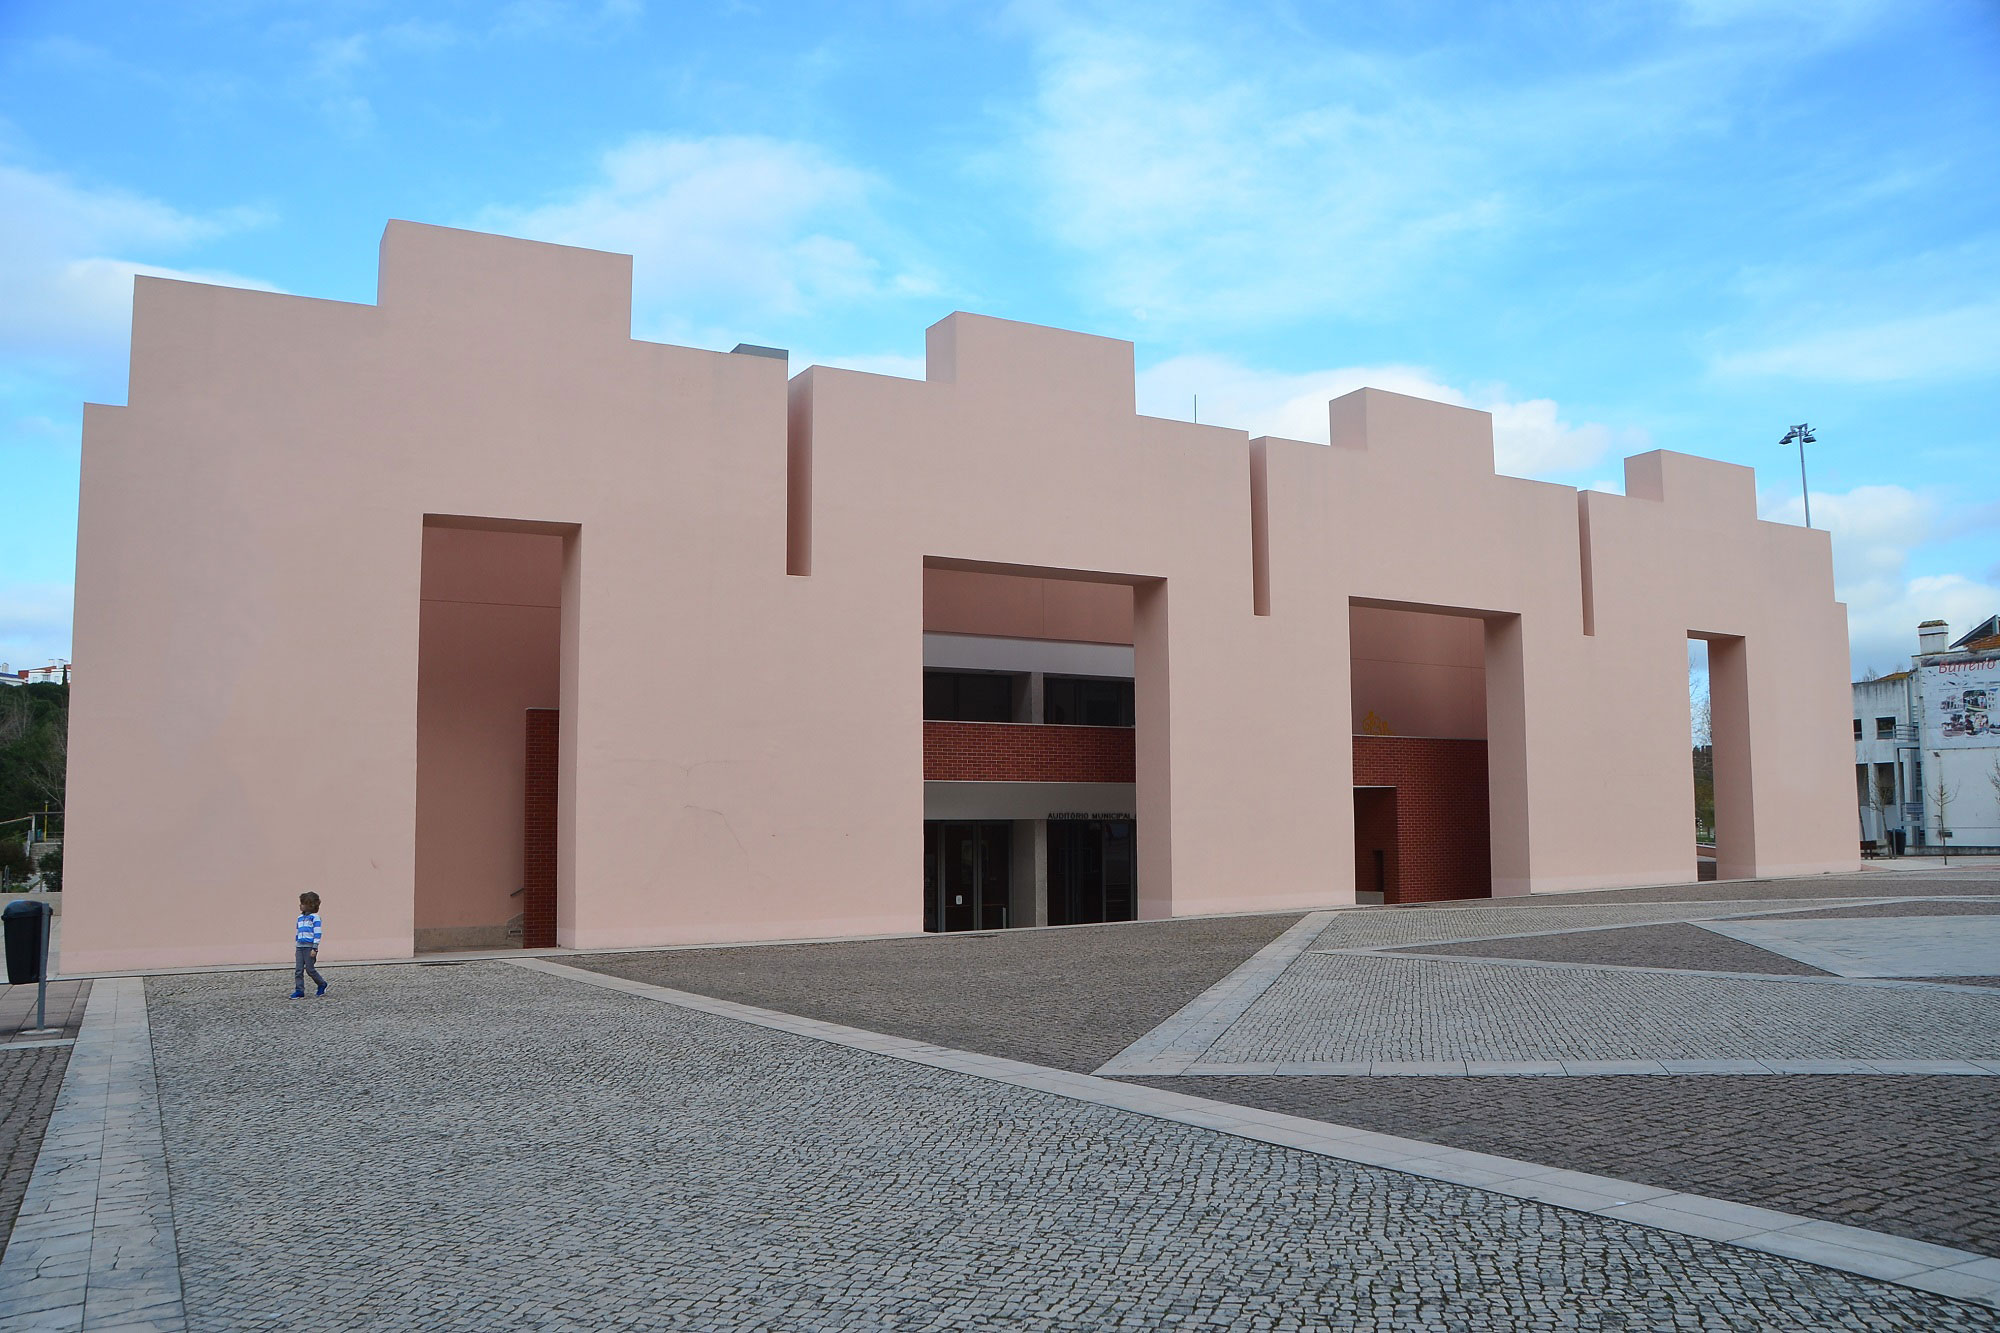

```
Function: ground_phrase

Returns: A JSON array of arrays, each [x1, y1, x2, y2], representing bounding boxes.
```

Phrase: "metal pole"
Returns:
[[36, 901, 48, 1031], [1781, 424, 1815, 528], [1797, 438, 1812, 529]]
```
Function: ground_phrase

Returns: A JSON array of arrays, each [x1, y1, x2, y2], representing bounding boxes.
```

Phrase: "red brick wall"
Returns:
[[1353, 736, 1489, 902], [923, 722, 1135, 783], [522, 709, 558, 947]]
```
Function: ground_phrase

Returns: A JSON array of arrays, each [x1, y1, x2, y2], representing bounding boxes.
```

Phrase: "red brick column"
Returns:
[[1352, 736, 1490, 902], [522, 709, 559, 947]]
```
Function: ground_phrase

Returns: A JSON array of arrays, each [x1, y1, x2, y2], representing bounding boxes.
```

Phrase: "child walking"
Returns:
[[292, 892, 327, 998]]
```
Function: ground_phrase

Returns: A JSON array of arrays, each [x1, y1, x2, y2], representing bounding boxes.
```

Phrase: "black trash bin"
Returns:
[[4, 899, 50, 985]]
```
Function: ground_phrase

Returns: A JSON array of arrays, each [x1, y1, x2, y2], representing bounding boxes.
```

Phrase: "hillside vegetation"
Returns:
[[0, 682, 66, 826]]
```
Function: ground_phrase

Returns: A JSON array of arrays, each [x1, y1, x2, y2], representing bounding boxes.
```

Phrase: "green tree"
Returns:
[[0, 683, 68, 824], [0, 837, 30, 890], [1691, 744, 1715, 842]]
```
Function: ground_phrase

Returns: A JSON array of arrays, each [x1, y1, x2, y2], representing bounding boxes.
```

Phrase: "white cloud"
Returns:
[[1000, 5, 1864, 329], [1759, 484, 2000, 673], [306, 33, 375, 135], [1713, 301, 2000, 384], [1135, 355, 1640, 479], [0, 163, 275, 370], [479, 135, 933, 332], [19, 258, 282, 356], [0, 582, 73, 670], [1007, 16, 1506, 326]]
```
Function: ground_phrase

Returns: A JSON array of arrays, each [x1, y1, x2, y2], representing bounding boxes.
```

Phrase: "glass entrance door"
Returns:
[[1048, 819, 1138, 926], [923, 821, 1012, 932]]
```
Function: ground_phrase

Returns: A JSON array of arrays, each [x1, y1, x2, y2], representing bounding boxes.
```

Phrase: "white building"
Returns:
[[0, 661, 71, 686], [1853, 617, 2000, 853]]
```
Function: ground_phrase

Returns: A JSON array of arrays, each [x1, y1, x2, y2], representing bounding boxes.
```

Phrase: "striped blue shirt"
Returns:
[[295, 913, 323, 947]]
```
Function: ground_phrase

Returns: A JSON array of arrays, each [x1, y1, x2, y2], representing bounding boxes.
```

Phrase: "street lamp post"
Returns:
[[1780, 423, 1815, 528]]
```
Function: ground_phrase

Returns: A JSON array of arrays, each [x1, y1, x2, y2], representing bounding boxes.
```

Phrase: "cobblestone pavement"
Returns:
[[1395, 922, 1832, 974], [0, 1043, 71, 1257], [1308, 897, 1963, 951], [142, 963, 1997, 1331], [1422, 866, 2000, 906], [1200, 953, 2000, 1064], [575, 912, 1298, 1073], [1119, 1074, 2000, 1256], [1085, 878, 2000, 1258], [1751, 900, 2000, 921]]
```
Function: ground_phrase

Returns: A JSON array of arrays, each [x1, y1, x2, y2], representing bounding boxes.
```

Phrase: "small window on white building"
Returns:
[[1853, 718, 1863, 740], [1876, 717, 1896, 739]]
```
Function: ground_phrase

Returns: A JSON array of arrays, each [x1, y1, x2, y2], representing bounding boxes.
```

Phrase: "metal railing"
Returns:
[[0, 811, 64, 845]]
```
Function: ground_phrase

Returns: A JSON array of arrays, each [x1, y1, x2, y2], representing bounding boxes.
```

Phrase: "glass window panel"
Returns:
[[1102, 821, 1135, 922], [924, 671, 1017, 722], [961, 674, 1014, 722], [979, 822, 1011, 929], [943, 824, 978, 932], [1047, 821, 1074, 924], [923, 822, 941, 932], [1045, 676, 1133, 727]]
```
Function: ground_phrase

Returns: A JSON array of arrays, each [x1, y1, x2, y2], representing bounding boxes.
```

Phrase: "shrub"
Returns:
[[35, 846, 61, 893], [0, 838, 29, 889]]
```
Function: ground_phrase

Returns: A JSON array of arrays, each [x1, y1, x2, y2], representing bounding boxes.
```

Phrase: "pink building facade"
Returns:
[[63, 223, 1857, 973]]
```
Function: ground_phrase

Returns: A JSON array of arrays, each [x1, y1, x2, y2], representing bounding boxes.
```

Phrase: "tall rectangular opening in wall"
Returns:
[[1694, 631, 1754, 880], [919, 561, 1159, 930], [415, 517, 571, 952], [1349, 601, 1492, 902], [1689, 638, 1716, 881]]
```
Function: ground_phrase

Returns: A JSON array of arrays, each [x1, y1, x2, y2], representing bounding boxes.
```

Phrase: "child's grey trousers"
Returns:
[[294, 946, 325, 992]]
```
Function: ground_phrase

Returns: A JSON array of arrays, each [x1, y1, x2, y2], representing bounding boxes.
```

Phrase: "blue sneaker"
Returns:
[[290, 989, 304, 999], [315, 981, 328, 996]]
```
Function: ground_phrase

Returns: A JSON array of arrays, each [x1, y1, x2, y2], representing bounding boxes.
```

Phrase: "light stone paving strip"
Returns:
[[1360, 897, 1997, 955], [1202, 953, 2000, 1064], [0, 977, 185, 1333], [1100, 896, 2000, 1077], [1306, 896, 1954, 951], [1091, 911, 1336, 1077], [1694, 917, 2000, 978], [1359, 949, 2000, 997], [516, 959, 2000, 1313]]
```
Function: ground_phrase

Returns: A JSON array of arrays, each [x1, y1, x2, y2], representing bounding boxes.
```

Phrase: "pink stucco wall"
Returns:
[[1350, 606, 1486, 739], [61, 222, 1857, 972], [924, 568, 1134, 644]]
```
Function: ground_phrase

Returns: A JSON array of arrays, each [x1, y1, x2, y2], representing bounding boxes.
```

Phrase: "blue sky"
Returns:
[[2, 0, 1996, 677]]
